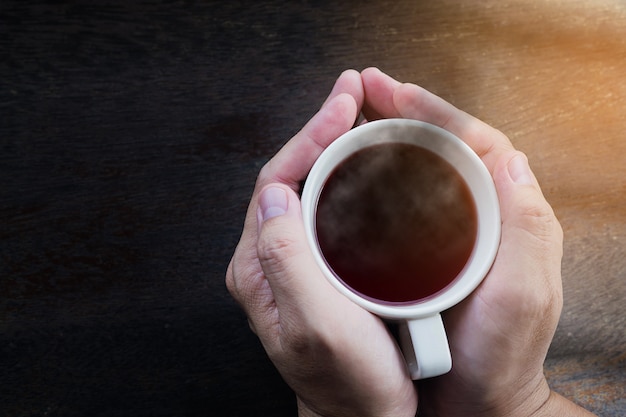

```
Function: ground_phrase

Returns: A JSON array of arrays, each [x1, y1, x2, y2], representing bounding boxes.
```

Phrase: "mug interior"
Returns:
[[301, 119, 500, 319]]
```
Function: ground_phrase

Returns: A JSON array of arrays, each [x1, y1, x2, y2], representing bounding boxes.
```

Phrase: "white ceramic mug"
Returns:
[[301, 119, 501, 379]]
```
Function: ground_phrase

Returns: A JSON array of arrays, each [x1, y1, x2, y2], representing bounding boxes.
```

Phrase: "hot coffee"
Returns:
[[315, 142, 478, 304]]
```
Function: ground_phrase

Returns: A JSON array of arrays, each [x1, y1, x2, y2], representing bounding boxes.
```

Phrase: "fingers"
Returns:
[[226, 70, 363, 315], [393, 83, 514, 172], [361, 67, 514, 173], [361, 67, 402, 121], [322, 68, 365, 111], [258, 69, 364, 192]]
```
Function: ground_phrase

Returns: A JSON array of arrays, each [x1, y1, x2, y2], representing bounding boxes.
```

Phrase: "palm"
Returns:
[[289, 294, 416, 417]]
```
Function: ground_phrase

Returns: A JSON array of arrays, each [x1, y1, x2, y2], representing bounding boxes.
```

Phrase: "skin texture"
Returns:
[[226, 68, 597, 417]]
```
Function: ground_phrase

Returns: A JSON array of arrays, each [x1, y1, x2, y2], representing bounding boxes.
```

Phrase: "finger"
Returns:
[[488, 151, 564, 326], [253, 184, 344, 334], [392, 82, 514, 172], [360, 67, 402, 121], [361, 67, 515, 174], [322, 68, 364, 112], [258, 70, 364, 192], [442, 151, 564, 383], [232, 91, 359, 262], [226, 71, 364, 319], [261, 92, 359, 191]]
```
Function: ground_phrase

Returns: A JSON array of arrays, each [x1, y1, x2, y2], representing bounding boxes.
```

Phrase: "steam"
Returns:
[[315, 142, 477, 284]]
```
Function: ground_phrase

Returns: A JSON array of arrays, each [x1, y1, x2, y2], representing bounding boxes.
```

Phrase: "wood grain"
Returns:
[[1, 1, 624, 415]]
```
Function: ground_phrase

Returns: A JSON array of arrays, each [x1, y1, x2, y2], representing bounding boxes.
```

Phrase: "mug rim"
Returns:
[[301, 118, 501, 319]]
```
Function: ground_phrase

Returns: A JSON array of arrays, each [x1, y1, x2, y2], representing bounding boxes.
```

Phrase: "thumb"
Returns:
[[490, 151, 564, 320], [255, 184, 340, 325], [495, 152, 563, 251]]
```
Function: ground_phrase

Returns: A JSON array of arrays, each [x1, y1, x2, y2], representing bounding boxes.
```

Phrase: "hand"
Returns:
[[360, 67, 594, 416], [226, 67, 595, 417], [226, 70, 418, 417]]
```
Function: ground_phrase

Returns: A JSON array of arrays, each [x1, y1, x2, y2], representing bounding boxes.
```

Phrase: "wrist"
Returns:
[[529, 390, 598, 417], [477, 375, 553, 417], [472, 377, 551, 417], [417, 373, 551, 417], [418, 380, 597, 417], [296, 396, 418, 417]]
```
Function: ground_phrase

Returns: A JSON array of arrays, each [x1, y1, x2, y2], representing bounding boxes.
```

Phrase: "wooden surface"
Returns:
[[1, 1, 624, 415]]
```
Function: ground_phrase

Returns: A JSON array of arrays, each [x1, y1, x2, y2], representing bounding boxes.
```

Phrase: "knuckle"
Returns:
[[257, 227, 305, 275], [514, 261, 563, 325], [225, 246, 264, 306], [498, 277, 562, 342], [517, 196, 563, 252], [536, 280, 563, 318], [225, 249, 246, 299], [225, 261, 237, 296], [256, 160, 281, 190], [531, 285, 563, 343], [257, 161, 273, 184]]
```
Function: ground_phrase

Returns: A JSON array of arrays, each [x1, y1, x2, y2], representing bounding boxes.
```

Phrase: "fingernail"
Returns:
[[508, 154, 534, 185], [259, 186, 288, 221]]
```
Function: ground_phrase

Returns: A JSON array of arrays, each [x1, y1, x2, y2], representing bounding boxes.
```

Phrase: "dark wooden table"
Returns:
[[1, 1, 624, 416]]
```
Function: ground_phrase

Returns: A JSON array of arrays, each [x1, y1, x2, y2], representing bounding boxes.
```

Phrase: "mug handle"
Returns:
[[398, 314, 452, 379]]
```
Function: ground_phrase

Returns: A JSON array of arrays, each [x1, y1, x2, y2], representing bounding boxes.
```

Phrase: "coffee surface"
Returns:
[[316, 142, 478, 304]]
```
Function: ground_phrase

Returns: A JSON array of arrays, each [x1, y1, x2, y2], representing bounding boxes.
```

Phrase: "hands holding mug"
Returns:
[[226, 68, 596, 417]]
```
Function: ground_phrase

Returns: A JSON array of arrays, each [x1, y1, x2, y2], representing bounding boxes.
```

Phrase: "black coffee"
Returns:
[[315, 142, 478, 304]]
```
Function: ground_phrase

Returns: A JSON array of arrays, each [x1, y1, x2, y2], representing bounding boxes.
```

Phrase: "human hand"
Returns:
[[360, 67, 595, 416], [225, 70, 418, 417]]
